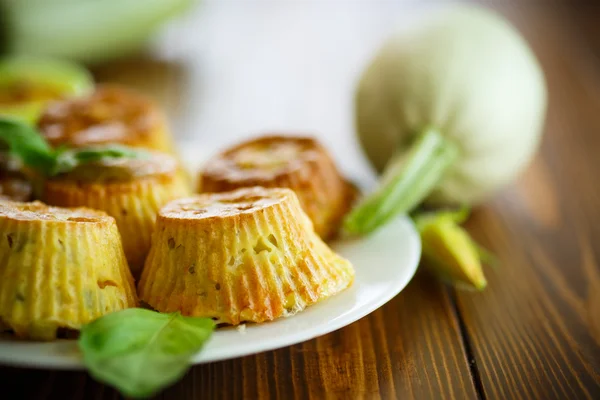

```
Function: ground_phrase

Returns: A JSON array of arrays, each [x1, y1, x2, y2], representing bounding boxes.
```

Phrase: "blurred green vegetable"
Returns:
[[344, 5, 547, 235], [0, 55, 93, 123], [1, 0, 195, 64], [345, 128, 458, 234], [79, 309, 215, 398], [413, 208, 490, 291]]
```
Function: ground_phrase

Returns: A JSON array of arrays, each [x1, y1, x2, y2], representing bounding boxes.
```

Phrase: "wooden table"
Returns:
[[1, 0, 599, 398]]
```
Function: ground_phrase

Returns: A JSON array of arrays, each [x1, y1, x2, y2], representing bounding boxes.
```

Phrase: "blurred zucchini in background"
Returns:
[[343, 5, 546, 235], [0, 0, 195, 64], [0, 55, 93, 123]]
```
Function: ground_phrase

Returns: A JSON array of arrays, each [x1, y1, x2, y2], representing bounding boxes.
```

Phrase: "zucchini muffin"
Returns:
[[0, 201, 137, 340], [37, 84, 175, 154], [138, 187, 355, 325], [42, 151, 190, 275], [199, 135, 357, 240]]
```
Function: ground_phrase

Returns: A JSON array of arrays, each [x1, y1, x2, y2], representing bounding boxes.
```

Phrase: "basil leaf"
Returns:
[[0, 117, 149, 176], [78, 308, 215, 398], [51, 145, 149, 176], [0, 117, 56, 171]]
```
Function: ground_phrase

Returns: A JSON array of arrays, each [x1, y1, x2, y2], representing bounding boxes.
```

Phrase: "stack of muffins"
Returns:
[[0, 84, 357, 340]]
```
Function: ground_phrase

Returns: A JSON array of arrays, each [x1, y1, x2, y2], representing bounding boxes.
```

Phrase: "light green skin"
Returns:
[[4, 0, 195, 64], [355, 5, 547, 206], [0, 55, 94, 123]]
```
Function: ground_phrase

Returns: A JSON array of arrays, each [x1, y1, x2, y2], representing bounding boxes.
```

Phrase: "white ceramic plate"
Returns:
[[0, 216, 420, 369]]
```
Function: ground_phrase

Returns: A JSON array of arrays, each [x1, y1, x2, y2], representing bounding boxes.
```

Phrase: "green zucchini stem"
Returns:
[[344, 128, 458, 235]]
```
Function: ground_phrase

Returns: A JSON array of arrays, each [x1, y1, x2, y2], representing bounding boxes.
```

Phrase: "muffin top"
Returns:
[[202, 135, 325, 182], [161, 187, 291, 219], [52, 150, 178, 184], [0, 200, 111, 223], [38, 84, 162, 148]]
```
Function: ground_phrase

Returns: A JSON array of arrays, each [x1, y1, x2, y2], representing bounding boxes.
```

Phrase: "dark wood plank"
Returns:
[[567, 1, 600, 61], [454, 3, 600, 399], [0, 274, 477, 399], [168, 275, 477, 400]]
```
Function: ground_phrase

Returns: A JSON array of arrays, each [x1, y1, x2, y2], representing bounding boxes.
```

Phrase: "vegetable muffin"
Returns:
[[138, 187, 355, 325], [199, 135, 357, 240], [37, 84, 175, 154], [42, 151, 190, 275], [0, 201, 137, 340]]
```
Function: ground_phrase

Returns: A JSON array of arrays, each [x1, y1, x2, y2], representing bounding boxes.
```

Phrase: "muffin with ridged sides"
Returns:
[[42, 151, 190, 275], [0, 201, 137, 340], [199, 135, 357, 240], [138, 187, 355, 325], [37, 84, 175, 154]]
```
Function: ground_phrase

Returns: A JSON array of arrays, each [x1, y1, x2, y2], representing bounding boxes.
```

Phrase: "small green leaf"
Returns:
[[74, 145, 144, 161], [79, 308, 215, 398], [0, 117, 56, 170], [51, 145, 149, 176], [0, 117, 148, 176]]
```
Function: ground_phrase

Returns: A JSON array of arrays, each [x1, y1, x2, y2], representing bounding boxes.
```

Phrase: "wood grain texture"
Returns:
[[0, 275, 477, 399], [455, 2, 600, 399]]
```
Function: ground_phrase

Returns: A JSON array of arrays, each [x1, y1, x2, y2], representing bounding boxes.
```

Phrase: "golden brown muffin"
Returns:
[[138, 187, 355, 325], [0, 201, 137, 340], [37, 84, 175, 154], [42, 151, 191, 275], [199, 135, 357, 240]]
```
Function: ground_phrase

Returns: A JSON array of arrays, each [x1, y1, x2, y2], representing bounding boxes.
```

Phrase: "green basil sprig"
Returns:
[[79, 308, 216, 398], [0, 117, 56, 171], [0, 117, 146, 175]]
